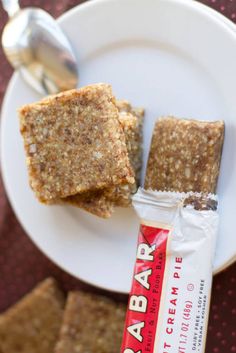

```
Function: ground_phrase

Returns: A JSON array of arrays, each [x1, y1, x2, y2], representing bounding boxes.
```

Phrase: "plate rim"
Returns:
[[1, 0, 236, 293]]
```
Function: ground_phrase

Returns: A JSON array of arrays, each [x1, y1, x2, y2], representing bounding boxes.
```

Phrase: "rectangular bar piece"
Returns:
[[145, 116, 224, 193], [0, 278, 65, 353], [19, 84, 134, 203], [54, 291, 126, 353]]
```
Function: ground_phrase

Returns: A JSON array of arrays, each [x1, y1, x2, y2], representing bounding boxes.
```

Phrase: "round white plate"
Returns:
[[1, 0, 236, 293]]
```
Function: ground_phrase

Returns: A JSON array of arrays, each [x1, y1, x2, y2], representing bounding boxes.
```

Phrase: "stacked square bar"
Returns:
[[19, 84, 143, 217]]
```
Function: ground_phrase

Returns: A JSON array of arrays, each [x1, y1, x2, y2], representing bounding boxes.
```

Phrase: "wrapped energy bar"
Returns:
[[145, 117, 224, 193], [121, 188, 218, 353]]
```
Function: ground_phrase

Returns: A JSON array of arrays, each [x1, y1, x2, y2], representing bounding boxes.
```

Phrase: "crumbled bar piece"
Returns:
[[145, 117, 224, 193], [54, 291, 126, 353], [184, 195, 218, 211], [0, 278, 65, 353], [19, 84, 134, 203], [64, 101, 144, 216]]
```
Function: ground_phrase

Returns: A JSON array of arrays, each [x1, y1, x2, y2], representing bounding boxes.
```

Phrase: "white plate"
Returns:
[[1, 0, 236, 293]]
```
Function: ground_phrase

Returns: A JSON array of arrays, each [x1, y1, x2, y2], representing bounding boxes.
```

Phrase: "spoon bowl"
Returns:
[[1, 4, 78, 94]]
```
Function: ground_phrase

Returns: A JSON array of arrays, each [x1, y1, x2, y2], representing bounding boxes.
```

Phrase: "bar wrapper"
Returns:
[[121, 188, 219, 353]]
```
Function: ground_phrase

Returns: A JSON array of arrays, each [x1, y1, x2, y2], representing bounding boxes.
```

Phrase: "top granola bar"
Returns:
[[19, 84, 135, 203]]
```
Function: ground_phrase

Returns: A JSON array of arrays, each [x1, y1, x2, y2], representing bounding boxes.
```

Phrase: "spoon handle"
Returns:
[[1, 0, 20, 17]]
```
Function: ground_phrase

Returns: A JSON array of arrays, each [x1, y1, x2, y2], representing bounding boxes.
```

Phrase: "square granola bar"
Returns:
[[0, 278, 65, 353], [54, 291, 126, 353], [19, 84, 134, 203]]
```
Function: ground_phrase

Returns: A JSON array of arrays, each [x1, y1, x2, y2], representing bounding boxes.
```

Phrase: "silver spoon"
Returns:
[[1, 0, 78, 95]]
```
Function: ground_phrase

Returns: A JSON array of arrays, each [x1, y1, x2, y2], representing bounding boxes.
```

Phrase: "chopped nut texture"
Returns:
[[19, 84, 134, 203], [145, 116, 224, 193], [54, 291, 126, 353], [0, 278, 65, 353]]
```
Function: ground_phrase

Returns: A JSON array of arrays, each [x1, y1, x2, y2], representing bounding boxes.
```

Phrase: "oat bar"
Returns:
[[145, 116, 224, 193], [19, 84, 134, 203], [54, 291, 126, 353], [0, 278, 65, 353]]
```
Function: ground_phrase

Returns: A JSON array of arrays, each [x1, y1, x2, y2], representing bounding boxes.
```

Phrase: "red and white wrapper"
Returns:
[[121, 188, 219, 353]]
